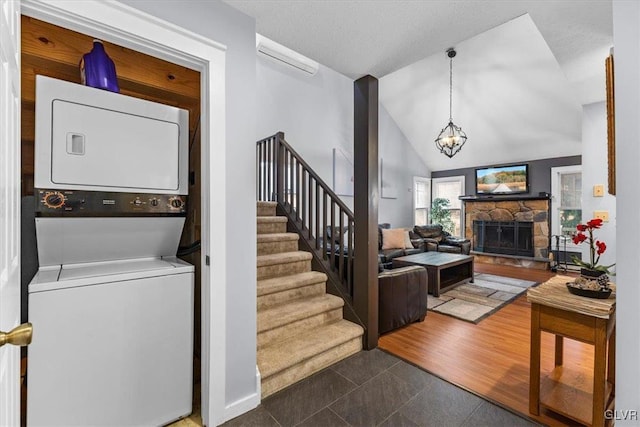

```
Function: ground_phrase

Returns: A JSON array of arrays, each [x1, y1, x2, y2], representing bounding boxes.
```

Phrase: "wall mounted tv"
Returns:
[[475, 164, 529, 195]]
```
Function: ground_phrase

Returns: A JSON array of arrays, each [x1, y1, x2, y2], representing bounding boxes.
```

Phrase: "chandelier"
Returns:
[[435, 48, 467, 158]]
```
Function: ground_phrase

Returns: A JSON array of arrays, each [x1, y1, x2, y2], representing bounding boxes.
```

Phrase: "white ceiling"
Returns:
[[223, 0, 613, 171], [381, 14, 587, 171]]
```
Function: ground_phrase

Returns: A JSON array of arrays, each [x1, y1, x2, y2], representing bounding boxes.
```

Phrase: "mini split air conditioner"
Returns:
[[256, 34, 319, 75]]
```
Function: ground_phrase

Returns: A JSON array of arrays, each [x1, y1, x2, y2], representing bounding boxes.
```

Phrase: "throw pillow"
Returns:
[[404, 230, 414, 249], [378, 223, 391, 250], [381, 228, 408, 250]]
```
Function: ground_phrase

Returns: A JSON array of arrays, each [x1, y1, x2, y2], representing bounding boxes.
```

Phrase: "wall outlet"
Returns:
[[593, 184, 605, 197], [594, 210, 609, 222]]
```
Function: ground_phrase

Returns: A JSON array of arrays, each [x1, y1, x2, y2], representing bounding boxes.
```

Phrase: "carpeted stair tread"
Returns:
[[257, 201, 277, 217], [257, 251, 312, 267], [257, 201, 277, 208], [257, 233, 299, 243], [258, 320, 364, 379], [258, 271, 327, 297], [258, 294, 343, 333], [257, 216, 288, 235], [257, 216, 288, 224]]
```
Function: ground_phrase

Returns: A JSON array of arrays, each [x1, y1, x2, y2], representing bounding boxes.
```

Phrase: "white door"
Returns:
[[551, 165, 583, 255], [0, 0, 23, 424]]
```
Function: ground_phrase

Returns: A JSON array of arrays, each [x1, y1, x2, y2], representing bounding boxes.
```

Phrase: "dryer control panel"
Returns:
[[35, 189, 187, 217]]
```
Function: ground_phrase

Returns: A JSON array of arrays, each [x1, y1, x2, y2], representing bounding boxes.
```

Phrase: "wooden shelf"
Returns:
[[540, 365, 613, 426]]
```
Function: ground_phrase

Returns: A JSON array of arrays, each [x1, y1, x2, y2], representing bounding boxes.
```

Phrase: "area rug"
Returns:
[[427, 273, 538, 323]]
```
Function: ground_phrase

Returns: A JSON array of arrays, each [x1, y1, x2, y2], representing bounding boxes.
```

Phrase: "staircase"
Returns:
[[256, 201, 364, 398]]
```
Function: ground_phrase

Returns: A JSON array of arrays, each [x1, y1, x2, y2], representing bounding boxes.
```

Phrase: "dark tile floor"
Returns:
[[223, 349, 539, 427]]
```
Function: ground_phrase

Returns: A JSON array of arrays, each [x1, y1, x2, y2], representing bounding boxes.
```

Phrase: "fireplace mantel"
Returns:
[[459, 195, 551, 202]]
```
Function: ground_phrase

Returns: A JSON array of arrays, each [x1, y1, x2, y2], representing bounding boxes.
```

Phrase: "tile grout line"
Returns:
[[327, 406, 352, 427], [458, 398, 485, 427], [375, 391, 422, 427], [278, 361, 376, 427], [267, 409, 284, 427]]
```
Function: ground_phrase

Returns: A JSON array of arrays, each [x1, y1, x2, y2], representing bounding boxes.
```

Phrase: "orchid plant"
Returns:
[[571, 218, 615, 274]]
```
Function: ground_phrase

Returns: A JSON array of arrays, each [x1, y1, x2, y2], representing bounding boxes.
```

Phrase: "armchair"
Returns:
[[412, 225, 471, 255], [378, 265, 428, 334]]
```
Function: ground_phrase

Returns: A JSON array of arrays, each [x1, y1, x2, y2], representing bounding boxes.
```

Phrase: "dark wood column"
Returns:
[[353, 75, 379, 349]]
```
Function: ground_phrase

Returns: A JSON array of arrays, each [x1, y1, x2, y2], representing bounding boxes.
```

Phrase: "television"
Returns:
[[475, 164, 529, 195]]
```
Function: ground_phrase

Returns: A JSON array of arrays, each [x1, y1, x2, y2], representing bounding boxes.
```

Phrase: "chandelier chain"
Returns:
[[435, 47, 467, 158], [449, 56, 453, 122]]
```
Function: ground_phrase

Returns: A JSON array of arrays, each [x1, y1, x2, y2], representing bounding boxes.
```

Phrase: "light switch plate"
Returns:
[[593, 184, 605, 197], [594, 210, 609, 222]]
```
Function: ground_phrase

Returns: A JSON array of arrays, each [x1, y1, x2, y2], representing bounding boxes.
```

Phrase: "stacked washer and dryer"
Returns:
[[27, 76, 195, 426]]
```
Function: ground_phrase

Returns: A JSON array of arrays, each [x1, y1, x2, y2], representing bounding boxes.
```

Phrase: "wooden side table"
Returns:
[[528, 276, 616, 426]]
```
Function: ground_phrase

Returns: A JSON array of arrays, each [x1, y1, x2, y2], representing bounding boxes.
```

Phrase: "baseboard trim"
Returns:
[[223, 366, 261, 422]]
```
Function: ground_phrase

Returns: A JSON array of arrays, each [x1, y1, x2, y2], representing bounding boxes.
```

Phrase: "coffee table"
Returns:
[[392, 252, 474, 297]]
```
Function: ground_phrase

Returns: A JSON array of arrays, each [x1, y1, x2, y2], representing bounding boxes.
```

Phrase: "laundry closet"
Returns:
[[20, 16, 203, 425]]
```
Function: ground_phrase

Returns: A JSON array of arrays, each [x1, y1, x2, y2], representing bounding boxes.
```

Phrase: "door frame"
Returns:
[[19, 1, 227, 425]]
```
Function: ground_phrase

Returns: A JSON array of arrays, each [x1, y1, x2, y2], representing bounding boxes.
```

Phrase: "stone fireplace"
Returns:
[[462, 197, 550, 269]]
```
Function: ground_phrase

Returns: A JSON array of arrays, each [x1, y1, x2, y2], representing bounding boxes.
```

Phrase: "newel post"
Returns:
[[353, 75, 379, 349]]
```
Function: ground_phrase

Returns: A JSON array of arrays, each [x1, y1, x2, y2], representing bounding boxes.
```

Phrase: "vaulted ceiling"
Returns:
[[380, 14, 590, 171], [223, 0, 613, 171]]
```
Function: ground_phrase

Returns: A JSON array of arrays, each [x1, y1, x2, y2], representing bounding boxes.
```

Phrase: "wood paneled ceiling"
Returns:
[[21, 16, 201, 191]]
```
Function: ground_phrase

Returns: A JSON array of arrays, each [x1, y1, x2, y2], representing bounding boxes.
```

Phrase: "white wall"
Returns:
[[580, 102, 616, 270], [256, 53, 429, 226], [379, 104, 431, 227], [118, 0, 258, 415], [612, 0, 640, 419], [255, 54, 353, 208]]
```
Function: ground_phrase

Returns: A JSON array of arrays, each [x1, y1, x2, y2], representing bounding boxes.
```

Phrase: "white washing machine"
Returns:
[[28, 257, 193, 426], [27, 76, 194, 426]]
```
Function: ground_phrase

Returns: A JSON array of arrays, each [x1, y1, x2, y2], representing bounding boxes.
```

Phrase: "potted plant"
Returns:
[[568, 218, 615, 297], [431, 198, 455, 234]]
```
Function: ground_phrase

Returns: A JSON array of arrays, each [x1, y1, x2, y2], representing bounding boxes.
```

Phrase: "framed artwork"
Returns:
[[333, 147, 354, 196], [606, 51, 616, 196]]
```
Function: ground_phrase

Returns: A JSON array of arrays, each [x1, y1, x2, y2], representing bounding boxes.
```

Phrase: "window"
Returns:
[[413, 177, 431, 226], [432, 176, 465, 236]]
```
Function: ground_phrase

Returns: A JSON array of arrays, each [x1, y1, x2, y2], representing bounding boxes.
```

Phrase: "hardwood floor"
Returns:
[[378, 263, 600, 426]]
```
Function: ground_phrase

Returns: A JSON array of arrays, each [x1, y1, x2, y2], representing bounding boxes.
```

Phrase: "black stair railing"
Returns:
[[257, 132, 368, 340]]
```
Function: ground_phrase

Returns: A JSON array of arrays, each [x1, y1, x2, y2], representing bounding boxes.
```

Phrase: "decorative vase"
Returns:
[[79, 39, 120, 93], [580, 268, 605, 280]]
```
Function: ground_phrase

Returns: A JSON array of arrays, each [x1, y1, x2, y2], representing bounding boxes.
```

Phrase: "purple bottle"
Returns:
[[80, 39, 120, 93]]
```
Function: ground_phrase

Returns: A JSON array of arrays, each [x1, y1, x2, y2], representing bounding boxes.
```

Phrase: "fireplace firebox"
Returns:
[[473, 220, 534, 257]]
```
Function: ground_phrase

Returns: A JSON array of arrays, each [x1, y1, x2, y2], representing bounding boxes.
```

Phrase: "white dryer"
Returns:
[[27, 76, 194, 426]]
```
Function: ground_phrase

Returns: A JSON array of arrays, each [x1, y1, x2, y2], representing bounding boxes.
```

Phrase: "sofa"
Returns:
[[377, 223, 471, 268], [412, 224, 471, 255], [378, 265, 428, 334], [377, 223, 424, 269], [327, 223, 471, 271]]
